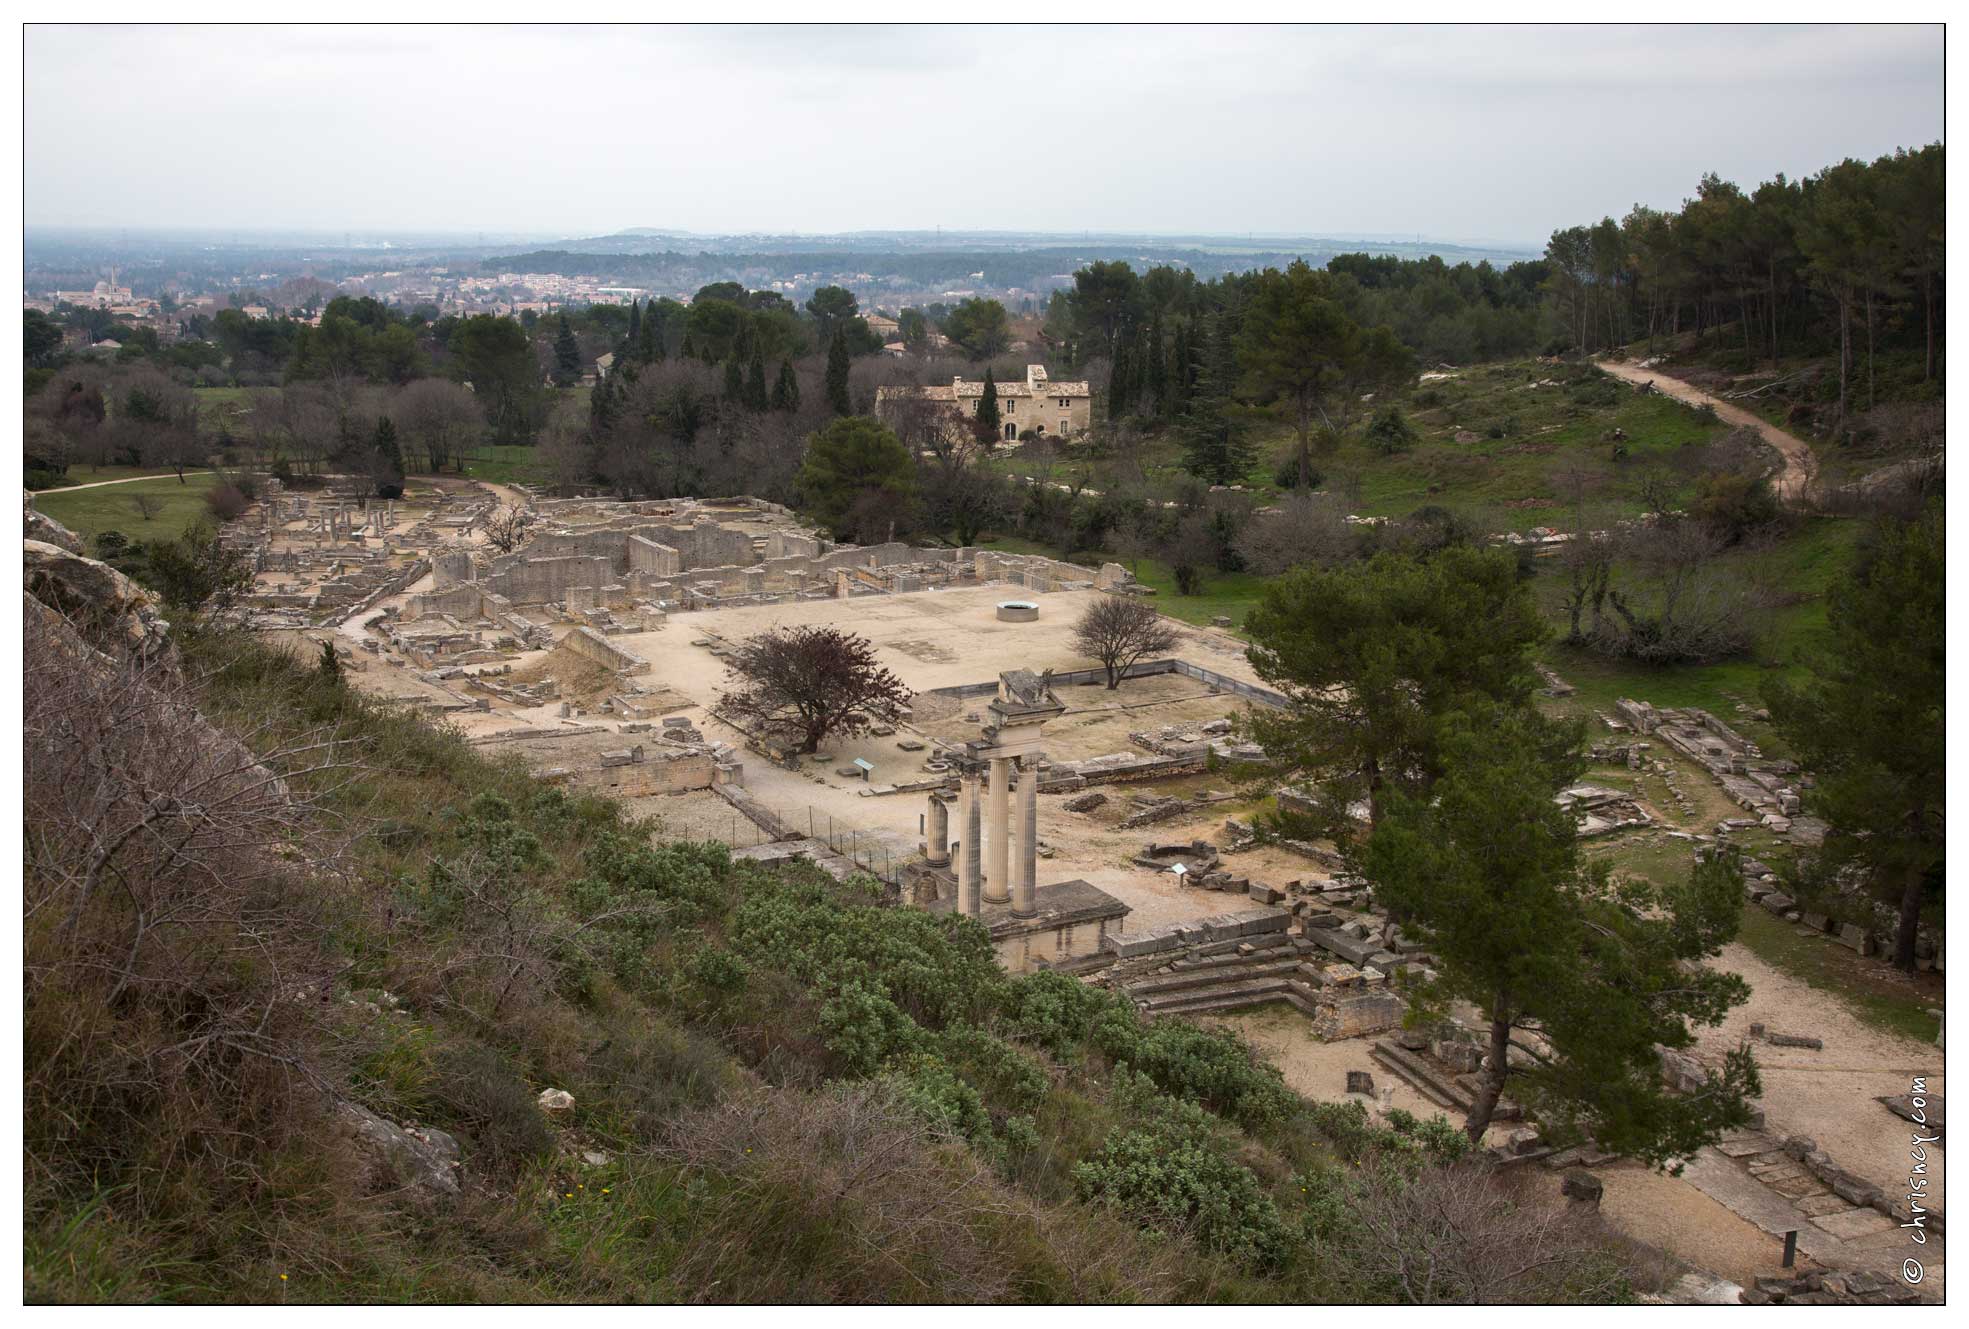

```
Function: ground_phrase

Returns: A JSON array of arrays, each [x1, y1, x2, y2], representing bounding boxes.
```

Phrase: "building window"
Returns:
[[1005, 399, 1015, 412], [1004, 422, 1017, 441], [1060, 419, 1071, 435]]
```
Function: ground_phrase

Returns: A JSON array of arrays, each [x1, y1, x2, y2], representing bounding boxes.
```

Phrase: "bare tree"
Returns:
[[480, 502, 531, 554], [1072, 596, 1180, 689], [1234, 492, 1356, 574], [391, 378, 485, 474], [130, 493, 162, 522], [716, 625, 910, 754], [1323, 1162, 1644, 1304]]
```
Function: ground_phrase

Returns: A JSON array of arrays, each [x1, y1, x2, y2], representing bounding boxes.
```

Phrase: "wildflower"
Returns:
[[279, 1275, 288, 1282]]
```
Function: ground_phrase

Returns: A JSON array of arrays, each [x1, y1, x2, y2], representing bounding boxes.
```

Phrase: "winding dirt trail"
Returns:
[[1597, 358, 1817, 502]]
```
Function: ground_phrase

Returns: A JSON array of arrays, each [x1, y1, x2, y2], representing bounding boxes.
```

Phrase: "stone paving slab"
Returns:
[[1810, 1208, 1898, 1241]]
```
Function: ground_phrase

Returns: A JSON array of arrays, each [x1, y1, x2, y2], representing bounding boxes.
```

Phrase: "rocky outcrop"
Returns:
[[336, 1102, 463, 1198], [25, 535, 174, 664]]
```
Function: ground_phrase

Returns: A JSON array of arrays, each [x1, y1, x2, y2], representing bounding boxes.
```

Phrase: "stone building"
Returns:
[[875, 364, 1093, 443]]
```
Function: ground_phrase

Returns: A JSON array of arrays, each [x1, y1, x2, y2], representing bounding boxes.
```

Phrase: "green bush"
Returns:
[[1074, 1091, 1291, 1271]]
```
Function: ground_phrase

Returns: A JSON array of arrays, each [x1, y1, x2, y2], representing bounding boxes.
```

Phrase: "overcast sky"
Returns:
[[25, 23, 1944, 245]]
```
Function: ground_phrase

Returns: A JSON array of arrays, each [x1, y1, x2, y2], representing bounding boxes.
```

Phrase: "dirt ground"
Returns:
[[1211, 1005, 1444, 1119], [1693, 941, 1944, 1198]]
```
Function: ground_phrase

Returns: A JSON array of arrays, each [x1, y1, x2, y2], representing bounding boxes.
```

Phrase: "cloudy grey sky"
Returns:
[[25, 23, 1944, 245]]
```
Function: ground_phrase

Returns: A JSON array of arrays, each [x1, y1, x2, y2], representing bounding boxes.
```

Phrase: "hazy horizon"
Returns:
[[26, 23, 1944, 243]]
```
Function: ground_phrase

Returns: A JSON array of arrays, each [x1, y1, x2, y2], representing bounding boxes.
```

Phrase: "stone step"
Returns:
[[1126, 959, 1304, 998], [1370, 1038, 1522, 1121], [1138, 977, 1294, 1015]]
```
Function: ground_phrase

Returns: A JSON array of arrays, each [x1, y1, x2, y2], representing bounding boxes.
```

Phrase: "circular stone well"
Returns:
[[996, 600, 1040, 622]]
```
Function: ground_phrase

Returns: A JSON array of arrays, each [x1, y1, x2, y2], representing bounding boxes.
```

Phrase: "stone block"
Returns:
[[1561, 1169, 1604, 1205]]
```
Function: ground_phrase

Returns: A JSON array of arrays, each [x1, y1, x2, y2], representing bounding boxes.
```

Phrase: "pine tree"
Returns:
[[746, 348, 769, 412], [553, 314, 582, 386], [976, 366, 1002, 440], [772, 359, 800, 412], [825, 329, 852, 415], [1171, 321, 1195, 416]]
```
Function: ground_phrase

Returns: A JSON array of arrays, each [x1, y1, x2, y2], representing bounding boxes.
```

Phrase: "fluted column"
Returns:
[[925, 792, 949, 867], [959, 767, 983, 917], [984, 756, 1011, 905], [1011, 758, 1039, 918]]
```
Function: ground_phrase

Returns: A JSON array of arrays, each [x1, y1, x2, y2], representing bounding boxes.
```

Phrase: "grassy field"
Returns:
[[455, 443, 553, 487], [34, 472, 229, 545]]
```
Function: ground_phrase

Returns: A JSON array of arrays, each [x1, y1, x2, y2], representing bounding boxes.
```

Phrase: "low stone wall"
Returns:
[[1104, 906, 1292, 958], [924, 659, 1288, 708], [555, 626, 650, 676]]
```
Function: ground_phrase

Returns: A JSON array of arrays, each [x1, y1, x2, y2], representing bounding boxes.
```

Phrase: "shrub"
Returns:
[[1074, 1091, 1291, 1270], [204, 483, 249, 522], [429, 1044, 556, 1178], [1366, 405, 1418, 455], [1274, 456, 1324, 490]]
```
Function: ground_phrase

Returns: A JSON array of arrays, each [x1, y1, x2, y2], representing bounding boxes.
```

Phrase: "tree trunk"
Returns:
[[1768, 261, 1781, 367], [1463, 1012, 1514, 1142], [1894, 861, 1926, 972], [1865, 287, 1877, 411], [1924, 273, 1935, 381]]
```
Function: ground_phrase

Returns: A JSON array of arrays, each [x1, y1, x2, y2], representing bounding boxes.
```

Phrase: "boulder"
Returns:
[[337, 1102, 462, 1198], [537, 1087, 575, 1113]]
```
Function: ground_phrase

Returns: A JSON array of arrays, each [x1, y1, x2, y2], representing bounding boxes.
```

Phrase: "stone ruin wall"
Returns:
[[556, 625, 651, 676]]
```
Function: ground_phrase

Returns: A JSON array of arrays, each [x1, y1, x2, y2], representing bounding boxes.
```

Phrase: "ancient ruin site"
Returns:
[[189, 474, 1943, 1300]]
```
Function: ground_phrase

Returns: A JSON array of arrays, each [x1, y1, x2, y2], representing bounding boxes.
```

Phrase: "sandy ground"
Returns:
[[1211, 1006, 1444, 1119], [1692, 941, 1943, 1199], [1590, 1162, 1811, 1288], [1598, 358, 1816, 501]]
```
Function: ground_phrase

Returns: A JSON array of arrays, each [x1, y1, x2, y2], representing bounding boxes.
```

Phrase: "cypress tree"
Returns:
[[372, 414, 405, 494], [723, 354, 745, 403], [639, 314, 662, 364], [1176, 314, 1254, 485], [772, 359, 800, 412], [1108, 340, 1134, 422], [589, 369, 619, 438], [679, 331, 697, 361], [627, 299, 642, 349], [1147, 311, 1168, 419], [746, 348, 769, 411], [825, 329, 852, 415], [553, 313, 582, 385], [977, 366, 1002, 439]]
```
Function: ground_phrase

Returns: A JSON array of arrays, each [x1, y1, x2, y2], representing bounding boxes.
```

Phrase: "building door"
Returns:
[[1004, 422, 1017, 441]]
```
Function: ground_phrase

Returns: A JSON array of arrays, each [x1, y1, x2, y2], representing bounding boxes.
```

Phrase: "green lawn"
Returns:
[[35, 472, 229, 545], [454, 444, 552, 487]]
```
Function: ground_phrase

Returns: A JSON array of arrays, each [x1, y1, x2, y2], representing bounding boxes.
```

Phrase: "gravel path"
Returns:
[[1597, 358, 1817, 501]]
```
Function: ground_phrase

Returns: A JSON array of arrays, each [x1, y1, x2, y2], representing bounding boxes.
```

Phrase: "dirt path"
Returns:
[[1597, 358, 1816, 502], [34, 469, 213, 494]]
